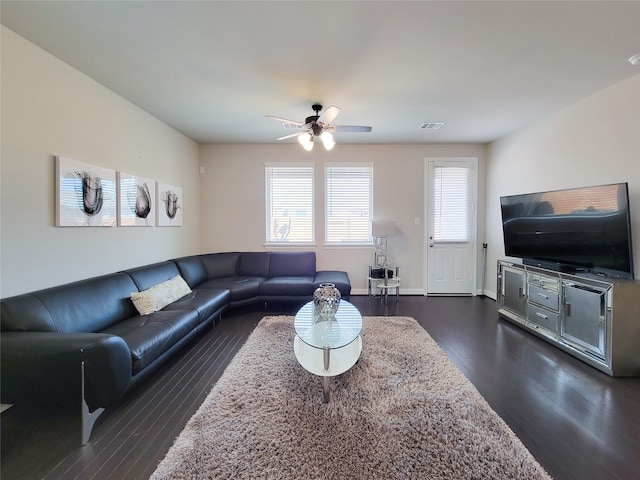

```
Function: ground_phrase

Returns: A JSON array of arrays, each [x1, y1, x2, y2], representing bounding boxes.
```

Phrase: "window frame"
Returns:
[[323, 162, 374, 247], [264, 163, 315, 246]]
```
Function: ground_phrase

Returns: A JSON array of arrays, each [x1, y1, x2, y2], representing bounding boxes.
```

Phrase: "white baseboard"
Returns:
[[351, 288, 498, 298], [351, 288, 424, 296]]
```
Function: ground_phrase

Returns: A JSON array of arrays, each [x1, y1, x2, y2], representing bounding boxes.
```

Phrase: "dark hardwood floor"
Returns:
[[2, 295, 639, 479]]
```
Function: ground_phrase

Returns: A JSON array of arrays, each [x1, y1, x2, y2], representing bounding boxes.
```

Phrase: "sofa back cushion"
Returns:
[[1, 294, 58, 332], [123, 261, 182, 291], [268, 251, 316, 277], [238, 252, 271, 277], [1, 273, 139, 333], [172, 255, 208, 287], [200, 252, 240, 279]]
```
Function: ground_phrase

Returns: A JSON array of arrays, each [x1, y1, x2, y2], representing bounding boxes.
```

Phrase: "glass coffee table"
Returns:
[[293, 300, 362, 402]]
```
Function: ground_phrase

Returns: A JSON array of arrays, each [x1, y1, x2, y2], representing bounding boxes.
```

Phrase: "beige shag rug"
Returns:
[[151, 316, 551, 479]]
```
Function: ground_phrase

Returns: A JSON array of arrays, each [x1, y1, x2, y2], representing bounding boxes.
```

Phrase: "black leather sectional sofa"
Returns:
[[0, 251, 350, 444]]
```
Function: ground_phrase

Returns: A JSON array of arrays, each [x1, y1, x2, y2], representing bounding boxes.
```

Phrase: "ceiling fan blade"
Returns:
[[277, 131, 306, 141], [317, 105, 341, 125], [332, 125, 373, 133], [265, 115, 306, 127]]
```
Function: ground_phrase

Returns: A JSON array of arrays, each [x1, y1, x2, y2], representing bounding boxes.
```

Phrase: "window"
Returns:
[[324, 163, 373, 244], [432, 165, 470, 242], [265, 164, 314, 244]]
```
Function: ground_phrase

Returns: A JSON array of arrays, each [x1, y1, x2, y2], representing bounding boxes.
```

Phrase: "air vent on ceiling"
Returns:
[[419, 122, 445, 130], [282, 122, 302, 129]]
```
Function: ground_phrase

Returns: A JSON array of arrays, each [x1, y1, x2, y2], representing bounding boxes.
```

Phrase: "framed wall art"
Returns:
[[156, 182, 183, 226], [118, 172, 156, 226], [55, 156, 117, 227]]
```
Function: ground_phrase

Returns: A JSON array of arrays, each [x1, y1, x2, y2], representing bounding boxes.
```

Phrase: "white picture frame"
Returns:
[[55, 156, 117, 227], [118, 172, 156, 227], [156, 182, 183, 226]]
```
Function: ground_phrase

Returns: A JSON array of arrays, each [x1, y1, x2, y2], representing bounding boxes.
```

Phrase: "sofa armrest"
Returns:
[[1, 332, 132, 411]]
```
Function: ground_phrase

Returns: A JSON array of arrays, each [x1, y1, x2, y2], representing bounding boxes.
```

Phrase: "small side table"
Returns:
[[368, 265, 400, 305]]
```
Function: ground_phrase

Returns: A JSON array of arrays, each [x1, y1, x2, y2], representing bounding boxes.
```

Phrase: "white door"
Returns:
[[425, 158, 477, 295]]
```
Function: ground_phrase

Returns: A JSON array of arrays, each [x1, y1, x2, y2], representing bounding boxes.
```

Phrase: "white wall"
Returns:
[[6, 23, 633, 301], [1, 26, 202, 297], [199, 143, 486, 294], [485, 75, 640, 298]]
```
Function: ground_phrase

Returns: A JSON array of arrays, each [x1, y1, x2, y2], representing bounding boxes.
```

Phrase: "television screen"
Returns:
[[500, 183, 634, 279]]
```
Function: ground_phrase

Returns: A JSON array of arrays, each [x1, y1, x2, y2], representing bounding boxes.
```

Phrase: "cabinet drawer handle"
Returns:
[[537, 293, 549, 300], [535, 312, 549, 320]]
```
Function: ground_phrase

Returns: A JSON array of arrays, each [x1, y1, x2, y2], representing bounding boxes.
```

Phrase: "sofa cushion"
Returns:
[[173, 256, 208, 287], [1, 273, 139, 334], [200, 252, 240, 279], [1, 294, 59, 332], [130, 275, 192, 315], [163, 287, 230, 322], [260, 276, 315, 296], [101, 309, 200, 374], [123, 261, 181, 291], [198, 276, 264, 302], [268, 252, 316, 277], [238, 252, 271, 277]]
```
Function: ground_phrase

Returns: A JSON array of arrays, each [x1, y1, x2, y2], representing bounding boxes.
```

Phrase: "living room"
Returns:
[[1, 1, 639, 479], [1, 2, 639, 300]]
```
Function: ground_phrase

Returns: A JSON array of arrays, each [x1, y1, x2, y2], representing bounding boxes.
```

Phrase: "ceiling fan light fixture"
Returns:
[[299, 134, 314, 151], [267, 104, 371, 151], [298, 132, 311, 145], [321, 131, 335, 151]]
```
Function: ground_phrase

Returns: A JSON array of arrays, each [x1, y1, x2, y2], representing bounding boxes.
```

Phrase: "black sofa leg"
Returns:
[[81, 361, 104, 445]]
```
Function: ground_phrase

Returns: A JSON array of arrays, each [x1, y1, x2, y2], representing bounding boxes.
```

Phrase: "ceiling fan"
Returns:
[[265, 104, 372, 151]]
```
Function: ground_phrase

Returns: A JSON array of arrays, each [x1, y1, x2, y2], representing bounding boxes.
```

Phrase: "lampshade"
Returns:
[[371, 220, 396, 237], [298, 132, 314, 151], [298, 132, 311, 145], [321, 131, 335, 151]]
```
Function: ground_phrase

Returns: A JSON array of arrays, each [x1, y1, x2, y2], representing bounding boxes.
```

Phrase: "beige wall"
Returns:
[[485, 75, 640, 298], [4, 23, 636, 300], [1, 26, 202, 297], [199, 143, 487, 294]]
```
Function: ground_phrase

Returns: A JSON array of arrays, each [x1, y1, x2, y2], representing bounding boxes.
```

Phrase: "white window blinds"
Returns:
[[265, 164, 314, 244], [433, 166, 470, 242], [324, 164, 373, 244]]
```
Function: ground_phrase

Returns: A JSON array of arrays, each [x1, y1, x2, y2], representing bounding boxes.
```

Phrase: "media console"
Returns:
[[497, 260, 640, 376]]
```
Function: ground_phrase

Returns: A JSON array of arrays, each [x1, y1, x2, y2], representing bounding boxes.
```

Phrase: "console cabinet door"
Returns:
[[561, 283, 607, 360], [501, 266, 526, 319]]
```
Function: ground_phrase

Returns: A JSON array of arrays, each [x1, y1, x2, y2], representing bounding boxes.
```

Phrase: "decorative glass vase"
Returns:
[[313, 283, 341, 320]]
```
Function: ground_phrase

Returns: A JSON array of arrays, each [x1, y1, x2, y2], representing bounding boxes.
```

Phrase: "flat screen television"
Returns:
[[500, 182, 634, 279]]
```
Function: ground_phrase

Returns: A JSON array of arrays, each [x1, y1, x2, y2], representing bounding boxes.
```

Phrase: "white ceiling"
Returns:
[[2, 1, 639, 145]]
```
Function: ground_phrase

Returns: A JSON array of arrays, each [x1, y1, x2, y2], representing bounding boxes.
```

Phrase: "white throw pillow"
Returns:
[[130, 275, 192, 315]]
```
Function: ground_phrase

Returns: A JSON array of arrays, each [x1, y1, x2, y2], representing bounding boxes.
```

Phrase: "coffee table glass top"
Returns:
[[294, 300, 362, 350]]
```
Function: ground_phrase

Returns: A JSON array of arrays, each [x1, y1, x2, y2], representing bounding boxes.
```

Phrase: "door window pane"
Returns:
[[433, 166, 470, 242]]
